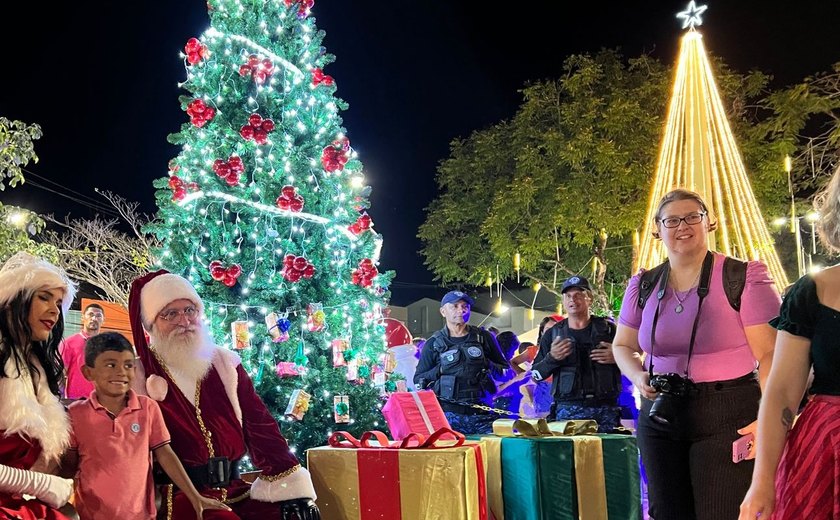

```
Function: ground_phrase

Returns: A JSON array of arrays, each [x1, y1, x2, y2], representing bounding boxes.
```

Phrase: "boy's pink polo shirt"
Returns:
[[68, 389, 170, 520]]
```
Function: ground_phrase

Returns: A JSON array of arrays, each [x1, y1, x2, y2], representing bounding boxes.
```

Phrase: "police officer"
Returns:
[[532, 276, 623, 432], [414, 291, 512, 434]]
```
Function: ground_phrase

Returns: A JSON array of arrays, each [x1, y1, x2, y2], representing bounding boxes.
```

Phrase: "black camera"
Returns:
[[648, 373, 695, 425]]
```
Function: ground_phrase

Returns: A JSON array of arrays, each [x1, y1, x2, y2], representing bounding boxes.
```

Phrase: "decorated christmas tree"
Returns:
[[146, 0, 395, 459]]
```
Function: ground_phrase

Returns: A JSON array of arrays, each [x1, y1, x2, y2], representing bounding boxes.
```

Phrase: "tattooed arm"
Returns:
[[739, 331, 811, 520]]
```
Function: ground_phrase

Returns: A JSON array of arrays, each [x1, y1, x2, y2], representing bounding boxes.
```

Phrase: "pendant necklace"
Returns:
[[671, 269, 701, 314]]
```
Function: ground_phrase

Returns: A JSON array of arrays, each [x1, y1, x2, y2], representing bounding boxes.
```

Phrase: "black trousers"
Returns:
[[637, 373, 760, 520]]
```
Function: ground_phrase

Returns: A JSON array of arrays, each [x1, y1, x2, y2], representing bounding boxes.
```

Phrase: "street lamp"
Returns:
[[772, 212, 820, 277]]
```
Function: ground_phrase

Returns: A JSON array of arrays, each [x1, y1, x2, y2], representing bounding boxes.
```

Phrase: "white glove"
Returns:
[[0, 463, 73, 509]]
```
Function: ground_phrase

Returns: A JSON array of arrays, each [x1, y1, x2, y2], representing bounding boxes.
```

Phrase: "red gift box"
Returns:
[[382, 390, 452, 440], [308, 428, 488, 520]]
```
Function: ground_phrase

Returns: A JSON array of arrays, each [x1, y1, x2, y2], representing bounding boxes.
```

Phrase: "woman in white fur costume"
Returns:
[[0, 252, 76, 520]]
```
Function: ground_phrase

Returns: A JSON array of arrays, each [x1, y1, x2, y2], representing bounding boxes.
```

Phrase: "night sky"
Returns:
[[1, 1, 837, 305]]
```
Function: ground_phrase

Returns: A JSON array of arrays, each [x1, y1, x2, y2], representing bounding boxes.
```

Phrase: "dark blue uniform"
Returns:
[[531, 316, 623, 432], [414, 325, 509, 434]]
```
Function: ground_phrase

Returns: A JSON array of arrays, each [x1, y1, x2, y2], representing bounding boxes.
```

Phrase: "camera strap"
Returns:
[[648, 251, 714, 379]]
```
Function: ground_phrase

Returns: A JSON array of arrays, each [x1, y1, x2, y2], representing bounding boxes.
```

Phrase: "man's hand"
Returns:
[[590, 342, 615, 364], [549, 337, 573, 361]]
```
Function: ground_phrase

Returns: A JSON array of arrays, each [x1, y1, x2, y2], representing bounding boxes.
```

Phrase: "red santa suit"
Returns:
[[0, 358, 72, 520], [0, 252, 76, 520], [128, 271, 317, 520]]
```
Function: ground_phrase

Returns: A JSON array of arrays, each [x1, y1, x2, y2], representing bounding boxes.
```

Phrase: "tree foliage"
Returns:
[[0, 117, 41, 191], [43, 191, 157, 307], [420, 50, 789, 306]]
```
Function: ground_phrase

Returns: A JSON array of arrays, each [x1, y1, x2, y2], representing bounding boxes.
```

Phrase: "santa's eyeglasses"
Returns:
[[158, 306, 198, 322]]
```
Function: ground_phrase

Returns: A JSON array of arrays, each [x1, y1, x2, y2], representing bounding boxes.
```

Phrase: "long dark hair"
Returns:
[[0, 291, 65, 396]]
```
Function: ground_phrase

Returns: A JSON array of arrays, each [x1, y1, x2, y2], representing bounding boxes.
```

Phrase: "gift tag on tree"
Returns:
[[231, 321, 250, 350], [333, 395, 350, 423], [284, 389, 311, 421], [332, 338, 349, 366], [345, 359, 358, 381], [265, 312, 290, 343], [307, 302, 326, 332]]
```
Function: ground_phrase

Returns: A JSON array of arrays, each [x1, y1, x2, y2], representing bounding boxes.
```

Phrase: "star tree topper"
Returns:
[[676, 1, 708, 30]]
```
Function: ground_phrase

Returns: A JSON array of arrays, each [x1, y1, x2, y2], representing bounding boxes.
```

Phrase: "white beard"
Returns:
[[150, 320, 216, 384]]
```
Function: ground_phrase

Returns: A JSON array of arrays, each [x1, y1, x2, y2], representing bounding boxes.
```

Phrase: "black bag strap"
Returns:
[[637, 261, 670, 309], [722, 256, 748, 311], [639, 255, 748, 312]]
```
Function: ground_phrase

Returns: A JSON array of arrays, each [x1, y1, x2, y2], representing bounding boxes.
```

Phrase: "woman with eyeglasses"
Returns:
[[0, 252, 77, 519], [612, 189, 781, 520]]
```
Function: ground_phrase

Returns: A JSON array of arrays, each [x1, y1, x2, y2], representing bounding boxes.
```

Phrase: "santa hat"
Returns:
[[0, 252, 76, 314], [129, 270, 204, 372]]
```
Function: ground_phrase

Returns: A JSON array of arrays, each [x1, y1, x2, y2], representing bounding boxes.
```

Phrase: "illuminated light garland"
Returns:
[[176, 189, 362, 241], [204, 27, 305, 79], [636, 28, 789, 291]]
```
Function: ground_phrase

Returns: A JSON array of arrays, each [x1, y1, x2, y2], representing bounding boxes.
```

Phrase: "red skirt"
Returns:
[[0, 431, 71, 520], [773, 395, 840, 519]]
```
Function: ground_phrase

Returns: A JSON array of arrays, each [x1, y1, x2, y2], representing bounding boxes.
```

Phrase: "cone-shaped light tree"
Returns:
[[146, 0, 395, 458], [635, 2, 788, 291]]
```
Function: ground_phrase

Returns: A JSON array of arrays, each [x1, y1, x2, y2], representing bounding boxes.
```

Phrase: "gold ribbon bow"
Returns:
[[491, 418, 598, 437]]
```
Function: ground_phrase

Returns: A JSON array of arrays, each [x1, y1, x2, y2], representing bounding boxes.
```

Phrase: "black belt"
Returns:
[[184, 457, 240, 488], [692, 372, 758, 393]]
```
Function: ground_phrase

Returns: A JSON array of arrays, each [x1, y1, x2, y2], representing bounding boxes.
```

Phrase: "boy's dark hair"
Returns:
[[85, 331, 133, 367], [83, 303, 105, 314]]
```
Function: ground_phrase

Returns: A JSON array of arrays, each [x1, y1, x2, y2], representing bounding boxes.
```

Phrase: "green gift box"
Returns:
[[472, 434, 641, 520]]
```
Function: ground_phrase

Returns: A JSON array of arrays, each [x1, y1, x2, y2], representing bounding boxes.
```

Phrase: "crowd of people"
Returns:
[[3, 168, 840, 519], [413, 168, 840, 519]]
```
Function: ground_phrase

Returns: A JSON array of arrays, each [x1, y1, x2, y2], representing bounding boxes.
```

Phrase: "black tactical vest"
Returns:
[[547, 317, 621, 401], [430, 327, 496, 402]]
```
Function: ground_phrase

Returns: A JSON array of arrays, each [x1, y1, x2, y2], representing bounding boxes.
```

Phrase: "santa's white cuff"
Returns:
[[250, 466, 317, 502]]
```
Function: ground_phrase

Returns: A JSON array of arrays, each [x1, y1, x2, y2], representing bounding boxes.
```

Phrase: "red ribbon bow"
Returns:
[[328, 427, 463, 450]]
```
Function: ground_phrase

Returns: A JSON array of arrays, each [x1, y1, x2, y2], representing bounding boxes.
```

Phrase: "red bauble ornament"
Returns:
[[285, 269, 302, 283], [283, 254, 296, 267], [276, 196, 291, 210], [302, 264, 315, 279], [261, 119, 275, 132], [248, 114, 263, 127], [210, 266, 226, 281], [311, 67, 334, 86], [351, 258, 378, 287], [281, 185, 297, 198], [292, 256, 308, 271], [358, 214, 372, 230], [208, 261, 242, 287], [289, 197, 304, 212], [239, 125, 254, 140], [239, 64, 252, 77], [185, 38, 208, 65], [253, 130, 268, 145]]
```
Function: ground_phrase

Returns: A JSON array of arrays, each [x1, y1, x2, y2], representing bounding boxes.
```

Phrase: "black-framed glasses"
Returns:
[[658, 212, 706, 229], [158, 306, 198, 322]]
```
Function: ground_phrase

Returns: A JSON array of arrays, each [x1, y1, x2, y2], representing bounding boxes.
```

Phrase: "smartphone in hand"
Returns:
[[732, 433, 754, 463]]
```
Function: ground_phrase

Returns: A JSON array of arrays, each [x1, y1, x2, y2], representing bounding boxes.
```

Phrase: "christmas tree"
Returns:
[[146, 0, 395, 459], [635, 2, 788, 290]]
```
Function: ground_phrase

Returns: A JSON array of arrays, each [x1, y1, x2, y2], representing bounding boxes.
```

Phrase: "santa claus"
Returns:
[[127, 270, 319, 519]]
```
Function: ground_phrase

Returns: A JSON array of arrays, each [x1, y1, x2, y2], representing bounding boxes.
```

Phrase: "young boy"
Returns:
[[63, 332, 230, 519]]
